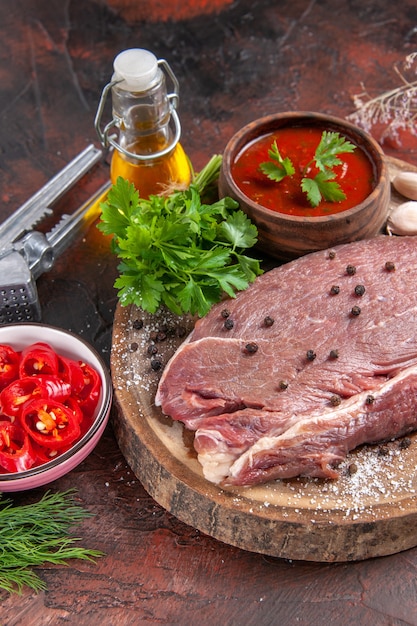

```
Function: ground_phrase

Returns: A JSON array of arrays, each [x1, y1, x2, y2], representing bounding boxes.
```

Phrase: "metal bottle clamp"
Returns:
[[94, 59, 182, 162]]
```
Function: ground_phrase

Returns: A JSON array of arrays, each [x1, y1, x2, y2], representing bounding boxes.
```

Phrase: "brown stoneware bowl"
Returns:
[[218, 112, 391, 260]]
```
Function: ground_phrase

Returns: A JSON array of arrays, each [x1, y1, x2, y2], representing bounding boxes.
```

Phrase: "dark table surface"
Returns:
[[2, 1, 417, 624]]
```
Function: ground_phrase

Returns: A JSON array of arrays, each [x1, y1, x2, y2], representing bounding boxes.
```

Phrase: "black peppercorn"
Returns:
[[330, 285, 340, 295], [278, 380, 288, 390], [224, 318, 234, 330], [329, 349, 339, 359], [385, 261, 396, 272], [328, 250, 336, 259], [221, 308, 230, 318], [348, 463, 358, 476], [243, 342, 258, 354], [365, 394, 375, 405], [133, 319, 144, 330], [378, 444, 389, 457], [346, 264, 357, 275], [330, 394, 342, 406], [351, 305, 361, 316], [263, 316, 275, 327], [147, 344, 158, 356], [306, 349, 316, 361], [399, 437, 411, 450], [151, 358, 162, 371], [354, 284, 366, 296]]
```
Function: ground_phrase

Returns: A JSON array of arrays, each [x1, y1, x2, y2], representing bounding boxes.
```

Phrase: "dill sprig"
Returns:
[[347, 52, 417, 141], [0, 489, 104, 594]]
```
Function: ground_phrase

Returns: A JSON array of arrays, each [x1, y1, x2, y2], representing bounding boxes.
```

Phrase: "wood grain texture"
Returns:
[[111, 155, 417, 563]]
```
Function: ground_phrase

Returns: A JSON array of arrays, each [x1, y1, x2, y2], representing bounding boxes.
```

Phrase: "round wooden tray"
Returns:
[[110, 155, 417, 562]]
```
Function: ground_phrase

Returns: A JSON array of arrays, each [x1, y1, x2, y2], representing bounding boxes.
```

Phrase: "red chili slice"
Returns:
[[0, 420, 37, 472], [21, 399, 81, 449], [0, 344, 20, 390], [0, 377, 45, 417], [31, 440, 68, 464], [19, 342, 60, 377], [77, 361, 102, 417], [0, 376, 71, 417], [63, 396, 84, 424], [58, 355, 85, 394], [39, 375, 72, 402]]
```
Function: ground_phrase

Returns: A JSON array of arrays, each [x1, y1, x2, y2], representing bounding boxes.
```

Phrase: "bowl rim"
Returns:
[[221, 110, 389, 224], [0, 323, 113, 482]]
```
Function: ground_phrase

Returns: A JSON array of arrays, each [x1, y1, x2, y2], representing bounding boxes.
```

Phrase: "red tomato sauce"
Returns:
[[231, 126, 376, 217]]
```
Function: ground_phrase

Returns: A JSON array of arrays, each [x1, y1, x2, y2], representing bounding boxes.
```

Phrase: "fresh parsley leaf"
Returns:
[[314, 131, 356, 172], [259, 141, 295, 182], [98, 156, 263, 317], [99, 177, 140, 238], [177, 278, 221, 318], [115, 269, 165, 313], [217, 210, 259, 249], [301, 171, 346, 207], [259, 131, 356, 208]]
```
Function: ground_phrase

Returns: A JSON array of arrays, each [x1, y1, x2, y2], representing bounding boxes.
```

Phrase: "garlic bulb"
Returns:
[[392, 172, 417, 201], [387, 201, 417, 236]]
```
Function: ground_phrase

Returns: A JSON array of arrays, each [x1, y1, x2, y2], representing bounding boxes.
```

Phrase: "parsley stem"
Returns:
[[193, 154, 223, 194]]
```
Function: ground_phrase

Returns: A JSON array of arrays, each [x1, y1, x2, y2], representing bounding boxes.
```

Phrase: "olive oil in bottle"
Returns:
[[95, 48, 191, 197]]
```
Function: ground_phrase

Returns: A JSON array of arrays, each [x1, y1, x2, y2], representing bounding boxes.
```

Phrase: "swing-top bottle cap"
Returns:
[[112, 49, 159, 91]]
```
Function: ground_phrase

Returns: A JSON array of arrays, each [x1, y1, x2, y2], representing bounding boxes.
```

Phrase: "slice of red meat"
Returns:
[[155, 235, 417, 486], [218, 366, 417, 486]]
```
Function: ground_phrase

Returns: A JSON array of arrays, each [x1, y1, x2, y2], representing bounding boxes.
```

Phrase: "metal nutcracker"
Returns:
[[0, 144, 110, 324]]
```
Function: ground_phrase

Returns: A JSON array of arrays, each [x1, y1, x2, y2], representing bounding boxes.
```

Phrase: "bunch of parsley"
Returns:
[[260, 131, 356, 207], [98, 156, 262, 317]]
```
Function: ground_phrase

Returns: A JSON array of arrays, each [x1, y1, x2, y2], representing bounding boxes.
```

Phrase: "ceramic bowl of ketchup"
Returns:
[[0, 324, 112, 492], [219, 111, 390, 260]]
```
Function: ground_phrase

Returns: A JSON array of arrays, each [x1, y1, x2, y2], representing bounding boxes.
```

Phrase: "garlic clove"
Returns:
[[387, 201, 417, 236], [392, 171, 417, 201]]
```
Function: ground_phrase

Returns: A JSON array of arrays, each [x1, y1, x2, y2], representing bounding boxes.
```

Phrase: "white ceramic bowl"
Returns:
[[0, 324, 112, 492]]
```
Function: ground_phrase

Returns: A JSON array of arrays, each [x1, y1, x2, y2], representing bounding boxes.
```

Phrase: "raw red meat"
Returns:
[[155, 236, 417, 486]]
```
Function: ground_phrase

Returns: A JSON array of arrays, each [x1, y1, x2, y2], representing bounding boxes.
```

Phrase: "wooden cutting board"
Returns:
[[110, 155, 417, 563]]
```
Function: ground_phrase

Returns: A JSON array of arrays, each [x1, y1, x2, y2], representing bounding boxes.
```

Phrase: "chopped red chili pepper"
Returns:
[[0, 420, 37, 472], [57, 355, 86, 394], [63, 396, 84, 424], [39, 375, 72, 402], [0, 375, 72, 417], [0, 377, 45, 417], [19, 342, 60, 378], [76, 361, 101, 417], [0, 344, 20, 391], [0, 341, 102, 474], [31, 440, 60, 464], [21, 398, 81, 449]]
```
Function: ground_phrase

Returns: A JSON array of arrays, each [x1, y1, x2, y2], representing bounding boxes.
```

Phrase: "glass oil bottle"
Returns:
[[95, 48, 191, 197]]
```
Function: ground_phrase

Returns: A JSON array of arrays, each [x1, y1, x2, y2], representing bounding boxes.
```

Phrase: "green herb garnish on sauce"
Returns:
[[260, 131, 356, 207], [98, 155, 262, 318]]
